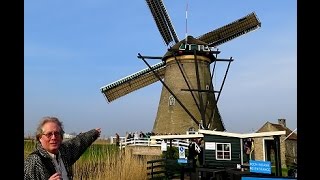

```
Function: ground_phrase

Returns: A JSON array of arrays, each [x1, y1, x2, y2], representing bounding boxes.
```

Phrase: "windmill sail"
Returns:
[[197, 12, 261, 47], [145, 0, 179, 46], [101, 62, 166, 102]]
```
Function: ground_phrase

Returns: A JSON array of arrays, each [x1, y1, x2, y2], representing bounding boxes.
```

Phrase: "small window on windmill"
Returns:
[[187, 127, 196, 134], [189, 127, 195, 131], [206, 84, 210, 105], [169, 95, 175, 106]]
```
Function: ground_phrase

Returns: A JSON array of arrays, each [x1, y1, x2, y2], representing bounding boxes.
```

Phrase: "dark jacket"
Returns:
[[24, 129, 100, 180]]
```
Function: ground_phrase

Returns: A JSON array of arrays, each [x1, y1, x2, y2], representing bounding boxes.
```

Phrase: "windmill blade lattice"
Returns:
[[145, 0, 179, 46], [197, 12, 261, 47], [101, 62, 166, 102]]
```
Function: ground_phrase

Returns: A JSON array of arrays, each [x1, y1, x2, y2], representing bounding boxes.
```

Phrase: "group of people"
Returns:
[[124, 131, 183, 141], [24, 116, 102, 180]]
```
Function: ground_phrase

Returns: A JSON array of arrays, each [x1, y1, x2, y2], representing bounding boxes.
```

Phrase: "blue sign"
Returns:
[[177, 158, 188, 164], [179, 146, 185, 158], [249, 160, 271, 174]]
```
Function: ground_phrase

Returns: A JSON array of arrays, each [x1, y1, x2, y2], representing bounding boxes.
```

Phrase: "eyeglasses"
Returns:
[[42, 131, 61, 138]]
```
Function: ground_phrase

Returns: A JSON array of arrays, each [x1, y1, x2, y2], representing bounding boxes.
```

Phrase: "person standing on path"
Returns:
[[115, 133, 120, 146]]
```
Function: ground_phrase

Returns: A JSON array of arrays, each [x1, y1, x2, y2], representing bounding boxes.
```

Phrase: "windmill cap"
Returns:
[[162, 36, 215, 61]]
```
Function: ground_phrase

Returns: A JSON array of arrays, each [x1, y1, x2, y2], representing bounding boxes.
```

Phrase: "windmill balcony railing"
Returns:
[[110, 136, 190, 149]]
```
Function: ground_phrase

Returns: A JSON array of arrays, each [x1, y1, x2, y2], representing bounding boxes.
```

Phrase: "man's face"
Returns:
[[39, 122, 62, 154]]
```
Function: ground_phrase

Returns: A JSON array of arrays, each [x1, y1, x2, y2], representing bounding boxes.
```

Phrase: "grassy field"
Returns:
[[24, 140, 157, 180]]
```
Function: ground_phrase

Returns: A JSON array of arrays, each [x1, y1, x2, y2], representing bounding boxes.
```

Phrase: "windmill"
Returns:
[[100, 0, 261, 134]]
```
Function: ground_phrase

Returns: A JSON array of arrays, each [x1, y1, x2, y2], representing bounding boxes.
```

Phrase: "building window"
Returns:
[[188, 127, 196, 134], [216, 143, 231, 160], [169, 95, 175, 106]]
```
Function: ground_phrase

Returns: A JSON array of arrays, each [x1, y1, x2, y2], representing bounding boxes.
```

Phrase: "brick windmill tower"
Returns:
[[100, 0, 261, 134]]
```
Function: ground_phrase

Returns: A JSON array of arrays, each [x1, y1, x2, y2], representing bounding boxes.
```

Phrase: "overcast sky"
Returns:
[[24, 0, 297, 138]]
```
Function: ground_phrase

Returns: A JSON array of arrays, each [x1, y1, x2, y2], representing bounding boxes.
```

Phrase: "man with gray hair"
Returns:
[[24, 116, 101, 180]]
